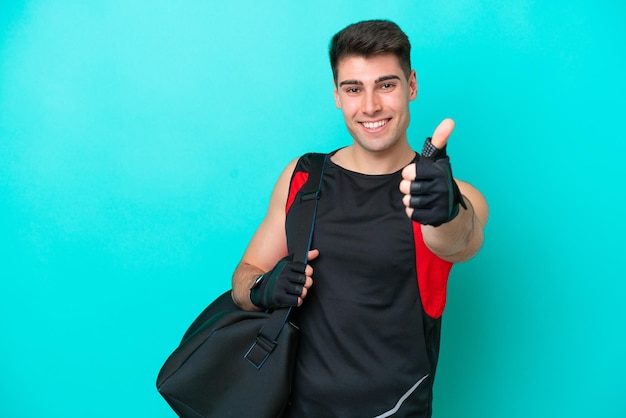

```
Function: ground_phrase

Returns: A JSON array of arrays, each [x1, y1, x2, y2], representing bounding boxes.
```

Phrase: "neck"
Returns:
[[332, 142, 415, 175]]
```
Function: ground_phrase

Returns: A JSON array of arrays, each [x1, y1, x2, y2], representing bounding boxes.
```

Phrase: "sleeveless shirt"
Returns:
[[282, 152, 453, 418]]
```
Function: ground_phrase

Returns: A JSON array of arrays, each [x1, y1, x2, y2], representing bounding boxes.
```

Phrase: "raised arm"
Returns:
[[420, 180, 487, 262], [231, 158, 317, 311]]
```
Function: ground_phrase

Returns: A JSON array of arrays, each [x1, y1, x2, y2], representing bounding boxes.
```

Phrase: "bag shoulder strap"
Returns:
[[245, 152, 328, 368], [291, 152, 327, 265]]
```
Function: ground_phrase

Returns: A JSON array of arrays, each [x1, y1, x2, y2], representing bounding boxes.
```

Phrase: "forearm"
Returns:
[[231, 261, 264, 311], [421, 196, 484, 263]]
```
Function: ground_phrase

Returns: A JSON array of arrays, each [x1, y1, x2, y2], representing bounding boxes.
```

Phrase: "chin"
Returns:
[[357, 136, 397, 152]]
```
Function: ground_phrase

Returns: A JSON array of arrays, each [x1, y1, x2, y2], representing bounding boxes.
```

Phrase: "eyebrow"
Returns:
[[338, 74, 402, 87]]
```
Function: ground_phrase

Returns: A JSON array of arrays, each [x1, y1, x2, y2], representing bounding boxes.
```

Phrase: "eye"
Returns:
[[345, 87, 361, 94], [380, 83, 395, 91]]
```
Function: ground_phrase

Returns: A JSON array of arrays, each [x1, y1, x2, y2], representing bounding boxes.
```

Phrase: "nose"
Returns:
[[361, 91, 382, 115]]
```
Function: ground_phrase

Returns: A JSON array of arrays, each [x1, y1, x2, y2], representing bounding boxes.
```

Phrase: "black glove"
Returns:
[[250, 257, 307, 309], [409, 138, 467, 227]]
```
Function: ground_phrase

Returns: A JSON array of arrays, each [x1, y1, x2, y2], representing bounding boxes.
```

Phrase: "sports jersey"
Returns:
[[282, 152, 454, 418]]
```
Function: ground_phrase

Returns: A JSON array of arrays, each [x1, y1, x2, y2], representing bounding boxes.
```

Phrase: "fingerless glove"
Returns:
[[250, 257, 307, 309], [409, 138, 467, 226]]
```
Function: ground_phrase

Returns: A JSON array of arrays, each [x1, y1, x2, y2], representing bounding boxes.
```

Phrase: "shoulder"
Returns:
[[272, 153, 323, 207], [290, 152, 328, 174]]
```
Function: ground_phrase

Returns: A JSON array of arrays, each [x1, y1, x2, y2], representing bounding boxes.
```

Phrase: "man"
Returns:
[[232, 19, 488, 417]]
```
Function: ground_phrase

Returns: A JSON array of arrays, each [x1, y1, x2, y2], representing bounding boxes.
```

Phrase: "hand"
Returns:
[[400, 119, 466, 226], [250, 250, 318, 309]]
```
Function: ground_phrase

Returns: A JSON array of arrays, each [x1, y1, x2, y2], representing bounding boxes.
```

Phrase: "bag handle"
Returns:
[[245, 153, 328, 369]]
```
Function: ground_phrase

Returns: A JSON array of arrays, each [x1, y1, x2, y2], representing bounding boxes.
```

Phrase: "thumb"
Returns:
[[430, 118, 455, 149], [307, 249, 320, 262]]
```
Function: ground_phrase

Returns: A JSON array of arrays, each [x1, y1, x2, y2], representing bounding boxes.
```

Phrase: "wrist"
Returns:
[[422, 196, 474, 254], [249, 274, 266, 309], [232, 264, 265, 311], [250, 274, 265, 290]]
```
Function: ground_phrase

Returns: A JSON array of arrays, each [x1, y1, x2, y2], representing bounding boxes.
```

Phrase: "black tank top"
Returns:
[[283, 152, 452, 418]]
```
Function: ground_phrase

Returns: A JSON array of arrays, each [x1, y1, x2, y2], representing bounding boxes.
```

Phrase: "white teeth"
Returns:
[[362, 120, 388, 129]]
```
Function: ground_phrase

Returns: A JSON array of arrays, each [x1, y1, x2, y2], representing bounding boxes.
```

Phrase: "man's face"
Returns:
[[333, 54, 417, 154]]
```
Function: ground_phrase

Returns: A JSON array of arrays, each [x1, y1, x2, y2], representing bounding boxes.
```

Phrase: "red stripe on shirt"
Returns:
[[412, 221, 454, 319], [286, 171, 309, 213]]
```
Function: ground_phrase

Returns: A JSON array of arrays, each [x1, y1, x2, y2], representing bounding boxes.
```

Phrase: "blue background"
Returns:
[[1, 1, 624, 417]]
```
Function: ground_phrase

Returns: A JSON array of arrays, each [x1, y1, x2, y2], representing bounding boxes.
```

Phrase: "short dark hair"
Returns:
[[329, 20, 412, 84]]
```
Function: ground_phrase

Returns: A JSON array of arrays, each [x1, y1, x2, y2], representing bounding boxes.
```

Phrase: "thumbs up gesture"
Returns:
[[400, 118, 466, 226]]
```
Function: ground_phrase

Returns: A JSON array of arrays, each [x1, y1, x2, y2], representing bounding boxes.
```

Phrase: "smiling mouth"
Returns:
[[360, 119, 390, 130]]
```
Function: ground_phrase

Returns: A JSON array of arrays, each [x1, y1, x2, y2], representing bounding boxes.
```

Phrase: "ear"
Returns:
[[333, 80, 342, 109], [409, 70, 418, 101]]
